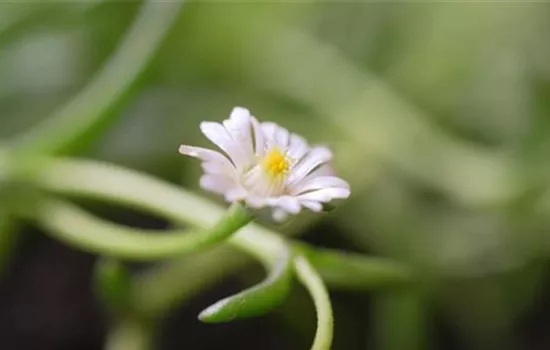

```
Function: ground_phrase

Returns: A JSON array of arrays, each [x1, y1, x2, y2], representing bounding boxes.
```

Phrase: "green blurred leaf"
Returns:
[[94, 258, 133, 312], [14, 1, 184, 155], [302, 245, 413, 290], [374, 288, 430, 350]]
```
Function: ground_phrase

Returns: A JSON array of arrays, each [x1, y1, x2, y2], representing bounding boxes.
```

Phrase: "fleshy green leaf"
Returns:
[[198, 246, 293, 323]]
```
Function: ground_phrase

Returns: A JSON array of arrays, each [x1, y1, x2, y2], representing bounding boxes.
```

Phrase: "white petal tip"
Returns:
[[231, 106, 250, 114], [199, 121, 217, 132], [317, 146, 334, 160], [339, 188, 351, 198], [230, 106, 251, 121], [272, 209, 288, 222], [178, 145, 197, 157], [324, 188, 351, 200], [301, 200, 323, 212], [225, 188, 247, 203]]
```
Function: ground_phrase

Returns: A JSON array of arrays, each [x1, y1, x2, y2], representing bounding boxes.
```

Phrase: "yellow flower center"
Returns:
[[262, 147, 291, 178]]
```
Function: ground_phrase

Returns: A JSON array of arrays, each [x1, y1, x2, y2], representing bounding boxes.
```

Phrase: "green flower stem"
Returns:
[[31, 157, 297, 324], [23, 156, 413, 291], [294, 255, 334, 350], [198, 245, 294, 323], [25, 196, 251, 260], [13, 0, 184, 155], [6, 154, 410, 350], [34, 157, 287, 265]]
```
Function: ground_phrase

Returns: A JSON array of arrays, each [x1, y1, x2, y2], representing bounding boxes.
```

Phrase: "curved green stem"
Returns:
[[294, 255, 334, 350], [26, 196, 251, 260], [132, 246, 250, 317], [14, 0, 184, 155], [198, 246, 294, 323], [34, 157, 286, 265], [25, 156, 414, 290], [9, 154, 414, 349]]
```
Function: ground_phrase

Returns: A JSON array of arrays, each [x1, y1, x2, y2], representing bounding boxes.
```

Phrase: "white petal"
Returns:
[[309, 163, 335, 177], [242, 164, 284, 198], [274, 125, 290, 149], [260, 122, 277, 149], [223, 107, 254, 161], [200, 174, 236, 195], [267, 196, 301, 214], [300, 200, 323, 212], [297, 187, 350, 202], [230, 106, 250, 120], [200, 122, 247, 169], [244, 195, 267, 209], [261, 122, 290, 150], [290, 176, 350, 195], [225, 188, 247, 202], [179, 145, 229, 164], [251, 116, 265, 156], [179, 145, 234, 174], [272, 209, 288, 222], [201, 161, 231, 176], [287, 133, 309, 163], [288, 146, 333, 184]]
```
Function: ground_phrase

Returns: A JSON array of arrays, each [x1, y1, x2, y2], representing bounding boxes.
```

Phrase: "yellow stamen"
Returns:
[[262, 147, 291, 178]]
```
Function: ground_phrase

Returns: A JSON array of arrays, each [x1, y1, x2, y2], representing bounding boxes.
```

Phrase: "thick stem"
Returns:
[[294, 255, 334, 350], [25, 197, 251, 261]]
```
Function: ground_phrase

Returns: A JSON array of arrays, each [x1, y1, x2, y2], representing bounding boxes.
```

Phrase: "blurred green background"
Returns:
[[2, 1, 550, 350]]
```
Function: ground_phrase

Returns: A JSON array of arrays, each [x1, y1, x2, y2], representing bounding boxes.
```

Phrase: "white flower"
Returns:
[[179, 106, 350, 221]]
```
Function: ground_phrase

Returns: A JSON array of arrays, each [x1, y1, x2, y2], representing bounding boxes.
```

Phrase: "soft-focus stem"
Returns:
[[33, 157, 287, 266], [13, 0, 184, 155], [26, 197, 251, 260], [17, 155, 413, 291], [2, 154, 416, 349], [104, 317, 156, 350], [294, 255, 334, 350]]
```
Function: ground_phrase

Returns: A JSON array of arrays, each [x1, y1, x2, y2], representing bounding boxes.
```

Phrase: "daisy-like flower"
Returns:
[[179, 107, 350, 221]]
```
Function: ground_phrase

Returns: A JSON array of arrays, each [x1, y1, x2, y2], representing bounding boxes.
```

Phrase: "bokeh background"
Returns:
[[1, 1, 550, 350]]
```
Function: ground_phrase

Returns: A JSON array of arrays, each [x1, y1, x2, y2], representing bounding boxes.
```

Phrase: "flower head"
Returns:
[[179, 107, 350, 221]]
